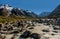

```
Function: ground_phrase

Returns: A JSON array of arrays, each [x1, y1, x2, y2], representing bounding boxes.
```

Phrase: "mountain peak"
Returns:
[[0, 4, 13, 11]]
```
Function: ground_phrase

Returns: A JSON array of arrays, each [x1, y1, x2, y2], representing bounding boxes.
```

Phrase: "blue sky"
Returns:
[[0, 0, 60, 14]]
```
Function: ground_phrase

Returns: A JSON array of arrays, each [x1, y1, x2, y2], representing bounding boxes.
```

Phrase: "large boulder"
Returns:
[[30, 33, 40, 39], [19, 31, 31, 39]]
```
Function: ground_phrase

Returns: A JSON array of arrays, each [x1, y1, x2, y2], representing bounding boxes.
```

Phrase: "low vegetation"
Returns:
[[0, 15, 25, 24], [0, 15, 38, 24]]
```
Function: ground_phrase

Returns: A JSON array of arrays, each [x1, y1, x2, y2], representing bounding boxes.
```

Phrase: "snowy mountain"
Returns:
[[0, 4, 38, 18], [0, 4, 13, 11]]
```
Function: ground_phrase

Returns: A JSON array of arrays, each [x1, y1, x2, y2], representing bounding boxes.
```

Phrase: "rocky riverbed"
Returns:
[[0, 20, 60, 39]]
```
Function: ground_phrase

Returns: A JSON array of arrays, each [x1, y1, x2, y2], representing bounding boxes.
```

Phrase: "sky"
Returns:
[[0, 0, 60, 14]]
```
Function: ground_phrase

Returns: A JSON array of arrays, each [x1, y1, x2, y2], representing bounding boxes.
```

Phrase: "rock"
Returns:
[[42, 29, 49, 32], [30, 33, 40, 39], [20, 31, 31, 38], [51, 33, 56, 36], [53, 31, 58, 33], [29, 27, 34, 29], [11, 31, 19, 34], [0, 24, 2, 28], [53, 26, 59, 30], [8, 26, 13, 31]]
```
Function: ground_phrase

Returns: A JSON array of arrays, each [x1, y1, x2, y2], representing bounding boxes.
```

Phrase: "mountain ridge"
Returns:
[[48, 5, 60, 18], [0, 4, 38, 18]]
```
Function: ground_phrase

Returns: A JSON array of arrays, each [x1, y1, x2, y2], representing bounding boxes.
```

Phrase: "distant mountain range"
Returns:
[[39, 12, 51, 17], [39, 5, 60, 18], [0, 4, 38, 18]]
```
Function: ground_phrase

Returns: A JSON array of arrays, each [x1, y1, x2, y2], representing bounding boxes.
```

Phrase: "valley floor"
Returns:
[[0, 23, 60, 39]]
